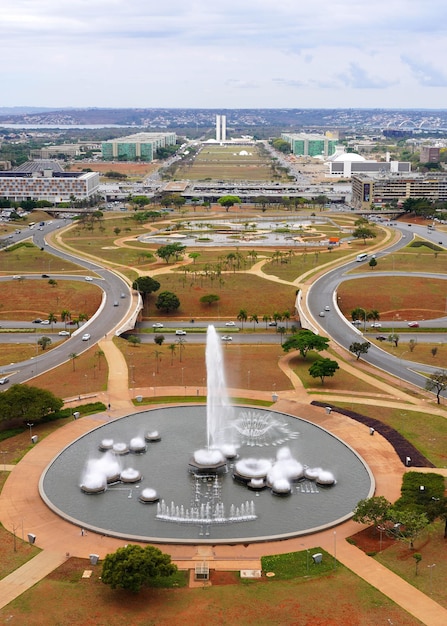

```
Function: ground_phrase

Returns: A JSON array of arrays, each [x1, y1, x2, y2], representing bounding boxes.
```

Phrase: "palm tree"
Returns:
[[69, 353, 78, 371], [168, 344, 176, 365], [61, 309, 71, 329], [282, 310, 291, 329], [175, 337, 186, 363], [262, 314, 271, 329], [95, 349, 105, 370], [237, 309, 248, 329], [47, 312, 57, 332], [249, 314, 259, 330], [152, 350, 163, 374]]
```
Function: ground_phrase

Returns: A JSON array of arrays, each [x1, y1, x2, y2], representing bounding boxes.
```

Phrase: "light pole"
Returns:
[[247, 370, 251, 389], [428, 563, 436, 595], [333, 530, 337, 569], [27, 422, 34, 441]]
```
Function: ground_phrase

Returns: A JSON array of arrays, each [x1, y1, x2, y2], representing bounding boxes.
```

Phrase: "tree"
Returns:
[[200, 294, 220, 307], [156, 242, 186, 264], [349, 341, 371, 361], [308, 357, 339, 385], [0, 384, 63, 425], [217, 195, 241, 212], [61, 309, 71, 329], [69, 352, 78, 371], [94, 349, 105, 370], [425, 370, 447, 404], [282, 330, 329, 358], [369, 257, 377, 270], [101, 544, 177, 593], [387, 508, 429, 549], [249, 314, 259, 330], [188, 252, 201, 264], [388, 333, 399, 348], [352, 496, 391, 527], [168, 343, 176, 365], [47, 312, 57, 331], [237, 309, 248, 328], [413, 553, 422, 575], [38, 336, 52, 351], [127, 335, 142, 347], [48, 278, 58, 287], [154, 334, 165, 346], [152, 349, 163, 373], [156, 291, 180, 314], [132, 276, 161, 303], [352, 226, 377, 244]]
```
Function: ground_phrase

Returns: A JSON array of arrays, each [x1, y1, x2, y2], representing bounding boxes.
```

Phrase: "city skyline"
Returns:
[[2, 1, 447, 110]]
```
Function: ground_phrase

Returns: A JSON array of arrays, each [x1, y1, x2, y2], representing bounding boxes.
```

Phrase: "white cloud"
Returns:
[[2, 1, 447, 107]]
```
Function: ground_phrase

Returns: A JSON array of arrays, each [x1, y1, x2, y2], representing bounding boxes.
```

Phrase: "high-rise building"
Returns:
[[102, 132, 176, 162], [216, 115, 227, 142]]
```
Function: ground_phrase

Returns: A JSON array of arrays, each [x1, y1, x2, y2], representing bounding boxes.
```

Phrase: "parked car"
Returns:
[[376, 335, 387, 341], [407, 321, 419, 328], [370, 322, 382, 328], [58, 330, 70, 336], [175, 330, 186, 335], [85, 276, 93, 281], [221, 335, 232, 341], [225, 321, 236, 326], [152, 323, 164, 328], [0, 377, 9, 385], [82, 333, 91, 341]]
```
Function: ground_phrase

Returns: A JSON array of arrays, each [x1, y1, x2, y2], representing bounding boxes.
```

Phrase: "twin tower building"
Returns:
[[215, 114, 227, 142]]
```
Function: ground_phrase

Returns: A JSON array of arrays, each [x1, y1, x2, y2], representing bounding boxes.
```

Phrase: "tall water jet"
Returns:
[[205, 325, 235, 452]]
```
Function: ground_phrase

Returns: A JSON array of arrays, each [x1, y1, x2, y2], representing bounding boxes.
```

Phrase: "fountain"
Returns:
[[40, 325, 374, 544]]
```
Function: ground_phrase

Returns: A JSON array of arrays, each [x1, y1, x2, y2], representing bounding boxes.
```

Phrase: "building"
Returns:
[[327, 149, 411, 178], [216, 115, 227, 142], [101, 132, 176, 162], [351, 172, 447, 210], [420, 146, 440, 163], [281, 132, 337, 158], [0, 161, 99, 202]]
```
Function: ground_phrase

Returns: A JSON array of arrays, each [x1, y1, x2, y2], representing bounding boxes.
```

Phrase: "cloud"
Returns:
[[401, 55, 447, 87], [337, 63, 398, 89]]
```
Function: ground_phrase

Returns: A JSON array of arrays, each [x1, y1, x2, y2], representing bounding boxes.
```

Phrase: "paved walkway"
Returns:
[[1, 224, 447, 623]]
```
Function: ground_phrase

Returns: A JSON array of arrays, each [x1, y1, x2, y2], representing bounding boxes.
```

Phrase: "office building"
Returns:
[[281, 132, 337, 158], [102, 132, 176, 162], [352, 172, 447, 210]]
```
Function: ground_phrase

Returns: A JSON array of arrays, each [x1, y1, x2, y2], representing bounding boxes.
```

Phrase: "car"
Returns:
[[407, 321, 419, 328], [12, 275, 22, 280], [268, 321, 277, 326], [41, 319, 50, 325], [370, 322, 382, 328], [376, 335, 387, 341], [221, 335, 232, 341], [82, 333, 91, 341], [175, 330, 186, 335], [85, 276, 93, 281], [58, 330, 70, 336], [152, 323, 164, 328], [0, 377, 9, 385], [319, 311, 325, 317], [225, 321, 236, 326], [351, 320, 362, 326], [324, 305, 330, 311], [32, 318, 42, 324], [41, 274, 50, 278]]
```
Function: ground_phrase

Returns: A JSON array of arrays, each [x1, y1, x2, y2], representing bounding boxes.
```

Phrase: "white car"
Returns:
[[85, 276, 93, 281], [221, 336, 232, 341], [370, 322, 382, 328], [152, 323, 164, 328], [0, 377, 9, 385], [58, 330, 70, 336], [82, 333, 91, 341], [319, 311, 325, 317], [41, 320, 50, 325], [324, 305, 330, 311], [175, 330, 186, 335], [225, 321, 236, 326], [12, 275, 22, 280]]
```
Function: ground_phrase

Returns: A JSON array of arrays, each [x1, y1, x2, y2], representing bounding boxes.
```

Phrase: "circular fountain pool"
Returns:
[[40, 405, 374, 544]]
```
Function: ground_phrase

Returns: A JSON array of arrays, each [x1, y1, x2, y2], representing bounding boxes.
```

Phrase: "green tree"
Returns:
[[0, 384, 63, 425], [282, 330, 329, 358], [101, 544, 177, 593], [156, 243, 186, 264], [308, 357, 339, 385], [352, 226, 377, 244], [388, 333, 399, 348], [127, 335, 142, 347], [38, 336, 52, 351], [369, 257, 377, 269], [217, 195, 241, 212], [413, 553, 422, 575], [425, 370, 447, 404], [132, 276, 161, 303], [47, 312, 57, 331], [237, 309, 248, 329], [200, 294, 220, 307], [61, 309, 71, 329], [352, 496, 391, 527], [154, 334, 165, 346], [188, 252, 201, 264], [387, 508, 429, 549], [168, 343, 176, 365], [156, 291, 180, 314], [94, 349, 105, 370], [249, 314, 259, 330], [48, 278, 57, 287], [69, 352, 78, 371], [349, 341, 371, 361]]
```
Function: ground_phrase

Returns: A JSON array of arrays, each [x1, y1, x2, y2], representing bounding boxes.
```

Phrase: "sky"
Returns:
[[2, 0, 447, 110]]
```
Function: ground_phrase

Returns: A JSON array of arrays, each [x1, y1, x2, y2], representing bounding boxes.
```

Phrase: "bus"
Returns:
[[356, 253, 368, 262]]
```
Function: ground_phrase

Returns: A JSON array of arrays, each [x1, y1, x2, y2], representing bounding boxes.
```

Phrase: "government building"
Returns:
[[352, 172, 447, 210], [281, 132, 337, 158], [101, 132, 177, 162]]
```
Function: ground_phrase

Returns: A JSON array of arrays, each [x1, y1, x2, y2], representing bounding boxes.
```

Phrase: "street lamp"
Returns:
[[27, 422, 34, 441], [247, 370, 251, 389], [333, 530, 337, 569], [428, 563, 436, 595]]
